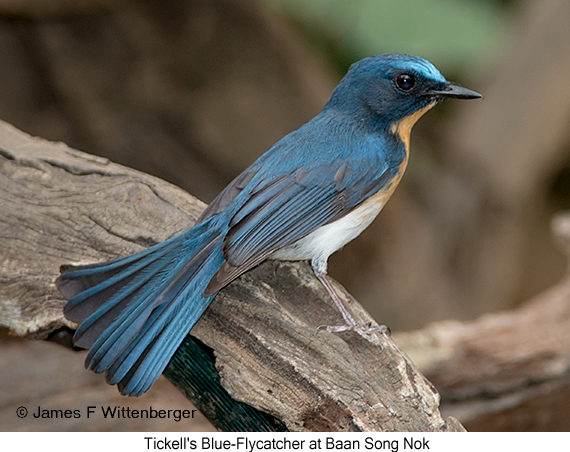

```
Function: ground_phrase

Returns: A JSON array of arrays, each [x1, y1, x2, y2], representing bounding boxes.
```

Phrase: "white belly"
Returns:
[[271, 196, 385, 263]]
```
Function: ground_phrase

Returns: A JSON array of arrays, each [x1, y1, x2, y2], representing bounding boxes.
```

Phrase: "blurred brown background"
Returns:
[[1, 0, 570, 432]]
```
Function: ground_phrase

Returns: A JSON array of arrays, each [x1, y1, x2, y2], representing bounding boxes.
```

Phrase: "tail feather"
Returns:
[[87, 237, 222, 379], [57, 217, 226, 396], [115, 277, 212, 396], [61, 238, 181, 325], [72, 258, 168, 349], [127, 312, 194, 396], [85, 291, 159, 373], [125, 266, 219, 396], [110, 248, 224, 396], [57, 234, 179, 301]]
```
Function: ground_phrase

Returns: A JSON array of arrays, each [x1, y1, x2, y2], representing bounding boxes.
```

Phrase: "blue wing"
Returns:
[[204, 153, 392, 295]]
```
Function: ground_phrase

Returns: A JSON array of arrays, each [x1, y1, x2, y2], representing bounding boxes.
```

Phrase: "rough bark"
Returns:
[[0, 121, 463, 432]]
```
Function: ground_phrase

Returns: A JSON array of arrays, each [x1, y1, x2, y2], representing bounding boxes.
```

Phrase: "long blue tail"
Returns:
[[57, 216, 225, 396]]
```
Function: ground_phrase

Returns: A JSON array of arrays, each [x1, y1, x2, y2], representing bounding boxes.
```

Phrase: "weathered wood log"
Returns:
[[0, 120, 464, 431], [395, 214, 570, 431]]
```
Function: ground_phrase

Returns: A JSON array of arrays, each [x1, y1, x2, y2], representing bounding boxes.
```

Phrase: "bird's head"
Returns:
[[327, 53, 482, 133]]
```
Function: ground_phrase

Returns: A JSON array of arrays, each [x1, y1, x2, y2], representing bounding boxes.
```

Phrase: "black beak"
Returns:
[[429, 82, 483, 100]]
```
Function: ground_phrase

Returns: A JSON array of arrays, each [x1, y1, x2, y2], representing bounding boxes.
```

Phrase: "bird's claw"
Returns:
[[273, 261, 287, 277], [317, 321, 389, 346]]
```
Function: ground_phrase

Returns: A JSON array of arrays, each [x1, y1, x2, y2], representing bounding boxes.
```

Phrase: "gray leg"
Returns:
[[311, 258, 387, 344]]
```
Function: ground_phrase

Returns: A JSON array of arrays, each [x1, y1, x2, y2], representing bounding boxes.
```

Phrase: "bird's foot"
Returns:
[[317, 321, 389, 346], [272, 260, 287, 277]]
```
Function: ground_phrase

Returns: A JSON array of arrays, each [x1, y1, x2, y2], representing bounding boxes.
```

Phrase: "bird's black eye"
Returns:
[[396, 73, 416, 91]]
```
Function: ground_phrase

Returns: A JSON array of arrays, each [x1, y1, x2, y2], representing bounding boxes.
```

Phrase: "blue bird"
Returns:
[[56, 53, 482, 396]]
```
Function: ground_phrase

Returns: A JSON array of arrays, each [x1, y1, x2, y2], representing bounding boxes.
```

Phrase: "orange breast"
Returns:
[[366, 101, 436, 209]]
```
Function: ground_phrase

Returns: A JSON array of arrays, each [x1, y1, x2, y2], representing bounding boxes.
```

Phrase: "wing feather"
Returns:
[[204, 155, 391, 295]]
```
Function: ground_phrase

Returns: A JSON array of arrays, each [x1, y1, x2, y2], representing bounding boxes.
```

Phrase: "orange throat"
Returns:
[[389, 102, 436, 151]]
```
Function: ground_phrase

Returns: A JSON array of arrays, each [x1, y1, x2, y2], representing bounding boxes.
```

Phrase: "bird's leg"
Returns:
[[317, 269, 358, 330], [311, 259, 388, 344]]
